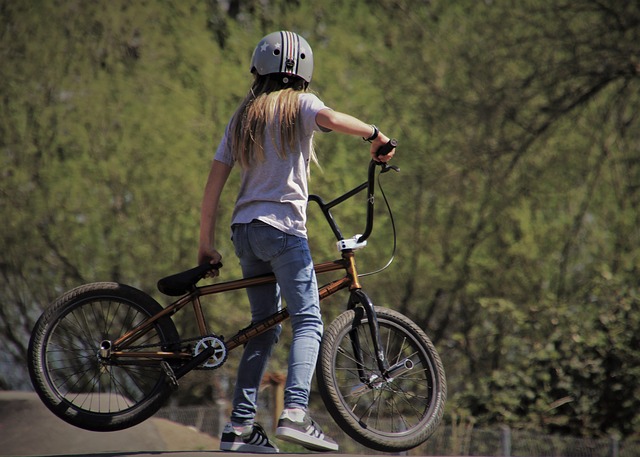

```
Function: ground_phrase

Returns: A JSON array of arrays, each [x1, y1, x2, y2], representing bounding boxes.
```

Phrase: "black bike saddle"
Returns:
[[157, 262, 222, 296]]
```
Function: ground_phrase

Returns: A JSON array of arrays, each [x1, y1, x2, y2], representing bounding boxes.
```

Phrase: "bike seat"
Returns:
[[157, 262, 222, 296]]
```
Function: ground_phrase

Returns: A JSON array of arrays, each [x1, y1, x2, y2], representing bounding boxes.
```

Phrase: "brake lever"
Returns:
[[380, 163, 400, 173]]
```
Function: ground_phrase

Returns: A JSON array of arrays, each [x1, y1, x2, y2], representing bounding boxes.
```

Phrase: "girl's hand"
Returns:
[[370, 133, 396, 163], [198, 247, 223, 277]]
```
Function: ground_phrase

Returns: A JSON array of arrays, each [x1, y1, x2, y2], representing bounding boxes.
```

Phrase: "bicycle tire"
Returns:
[[317, 306, 446, 452], [28, 282, 180, 431]]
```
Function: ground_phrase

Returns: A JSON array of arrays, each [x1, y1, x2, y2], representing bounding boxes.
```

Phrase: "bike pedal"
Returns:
[[160, 361, 179, 390]]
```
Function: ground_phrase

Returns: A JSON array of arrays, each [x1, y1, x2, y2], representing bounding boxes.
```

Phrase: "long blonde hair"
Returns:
[[230, 74, 317, 169]]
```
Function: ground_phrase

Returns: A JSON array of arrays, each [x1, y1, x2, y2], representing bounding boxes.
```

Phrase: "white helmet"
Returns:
[[250, 31, 314, 83]]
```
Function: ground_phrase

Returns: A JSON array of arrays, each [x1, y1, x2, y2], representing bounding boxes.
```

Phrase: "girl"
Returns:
[[198, 31, 395, 453]]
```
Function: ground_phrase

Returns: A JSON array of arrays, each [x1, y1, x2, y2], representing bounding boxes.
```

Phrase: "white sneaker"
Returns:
[[220, 422, 279, 453], [275, 409, 339, 452]]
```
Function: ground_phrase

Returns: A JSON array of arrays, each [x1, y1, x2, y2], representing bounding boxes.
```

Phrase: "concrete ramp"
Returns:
[[0, 391, 217, 456]]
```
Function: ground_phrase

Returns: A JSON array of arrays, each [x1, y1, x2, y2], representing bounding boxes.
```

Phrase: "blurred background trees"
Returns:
[[1, 0, 638, 439]]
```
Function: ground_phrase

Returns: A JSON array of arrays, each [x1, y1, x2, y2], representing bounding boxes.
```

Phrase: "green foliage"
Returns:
[[1, 0, 639, 440], [454, 280, 640, 438]]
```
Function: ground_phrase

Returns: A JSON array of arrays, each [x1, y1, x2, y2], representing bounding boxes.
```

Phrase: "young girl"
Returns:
[[198, 31, 395, 453]]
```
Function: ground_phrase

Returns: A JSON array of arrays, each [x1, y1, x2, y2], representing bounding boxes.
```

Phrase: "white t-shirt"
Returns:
[[214, 92, 330, 238]]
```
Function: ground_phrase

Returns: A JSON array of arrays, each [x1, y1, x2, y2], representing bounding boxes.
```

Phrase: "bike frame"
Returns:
[[110, 160, 394, 382]]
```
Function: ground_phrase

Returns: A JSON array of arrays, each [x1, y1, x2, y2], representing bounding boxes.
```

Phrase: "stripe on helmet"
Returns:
[[280, 30, 299, 76]]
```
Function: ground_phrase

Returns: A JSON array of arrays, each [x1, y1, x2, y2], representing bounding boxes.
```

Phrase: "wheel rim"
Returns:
[[42, 296, 167, 415], [331, 315, 439, 437]]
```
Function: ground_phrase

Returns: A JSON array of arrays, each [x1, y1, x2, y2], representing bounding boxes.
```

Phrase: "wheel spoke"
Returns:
[[318, 307, 446, 452], [30, 284, 177, 431]]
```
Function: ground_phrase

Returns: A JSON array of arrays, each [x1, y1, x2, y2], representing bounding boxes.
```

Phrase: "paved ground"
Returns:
[[0, 391, 347, 457], [0, 390, 216, 456], [1, 391, 468, 457]]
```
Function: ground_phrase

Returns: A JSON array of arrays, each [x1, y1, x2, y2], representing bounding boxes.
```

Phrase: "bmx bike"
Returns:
[[28, 140, 446, 452]]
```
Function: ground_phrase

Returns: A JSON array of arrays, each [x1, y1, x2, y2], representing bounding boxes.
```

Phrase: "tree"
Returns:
[[0, 0, 233, 388], [2, 0, 639, 439]]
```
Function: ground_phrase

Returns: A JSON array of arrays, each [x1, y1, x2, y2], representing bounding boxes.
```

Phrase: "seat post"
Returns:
[[192, 295, 209, 335]]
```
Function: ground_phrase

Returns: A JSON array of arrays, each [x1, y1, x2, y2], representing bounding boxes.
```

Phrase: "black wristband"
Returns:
[[363, 125, 379, 142]]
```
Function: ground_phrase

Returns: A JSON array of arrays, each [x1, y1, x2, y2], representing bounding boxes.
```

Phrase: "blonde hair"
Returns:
[[230, 75, 317, 169]]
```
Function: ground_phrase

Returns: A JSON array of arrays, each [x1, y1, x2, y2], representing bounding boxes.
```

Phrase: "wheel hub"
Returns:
[[97, 340, 112, 360]]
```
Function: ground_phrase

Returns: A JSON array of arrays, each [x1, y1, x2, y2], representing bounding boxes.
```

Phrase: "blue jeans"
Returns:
[[229, 220, 323, 425]]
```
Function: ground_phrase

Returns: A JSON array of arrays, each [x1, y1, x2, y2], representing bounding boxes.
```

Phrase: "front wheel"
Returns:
[[28, 282, 180, 431], [317, 306, 446, 452]]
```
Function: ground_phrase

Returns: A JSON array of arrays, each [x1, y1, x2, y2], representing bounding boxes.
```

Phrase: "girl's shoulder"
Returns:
[[299, 91, 322, 102], [297, 92, 331, 134], [298, 92, 328, 112]]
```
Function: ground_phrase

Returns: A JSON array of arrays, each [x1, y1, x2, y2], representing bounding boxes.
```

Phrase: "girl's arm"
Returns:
[[198, 159, 233, 269], [315, 109, 396, 162]]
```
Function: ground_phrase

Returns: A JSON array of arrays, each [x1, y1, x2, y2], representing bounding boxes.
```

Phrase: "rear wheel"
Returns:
[[28, 282, 179, 431], [317, 306, 446, 452]]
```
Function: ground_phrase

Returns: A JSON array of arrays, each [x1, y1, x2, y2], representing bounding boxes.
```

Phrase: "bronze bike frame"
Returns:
[[109, 156, 397, 379], [110, 253, 361, 362]]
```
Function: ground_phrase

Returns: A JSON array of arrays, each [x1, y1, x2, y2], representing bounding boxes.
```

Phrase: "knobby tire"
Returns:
[[28, 282, 179, 431], [317, 306, 446, 452]]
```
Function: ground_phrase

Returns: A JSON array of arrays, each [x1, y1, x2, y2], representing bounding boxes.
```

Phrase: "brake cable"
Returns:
[[359, 164, 399, 277]]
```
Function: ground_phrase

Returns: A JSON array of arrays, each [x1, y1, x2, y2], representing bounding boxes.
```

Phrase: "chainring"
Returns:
[[193, 336, 227, 369]]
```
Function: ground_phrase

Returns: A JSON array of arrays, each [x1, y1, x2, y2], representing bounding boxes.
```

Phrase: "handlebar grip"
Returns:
[[375, 139, 398, 157]]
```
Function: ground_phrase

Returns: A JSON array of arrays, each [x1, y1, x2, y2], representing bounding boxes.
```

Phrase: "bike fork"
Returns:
[[348, 290, 389, 379]]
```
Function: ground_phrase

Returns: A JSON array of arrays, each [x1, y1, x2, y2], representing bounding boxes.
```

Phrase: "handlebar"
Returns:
[[308, 139, 398, 247], [359, 139, 399, 243], [375, 138, 398, 157]]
